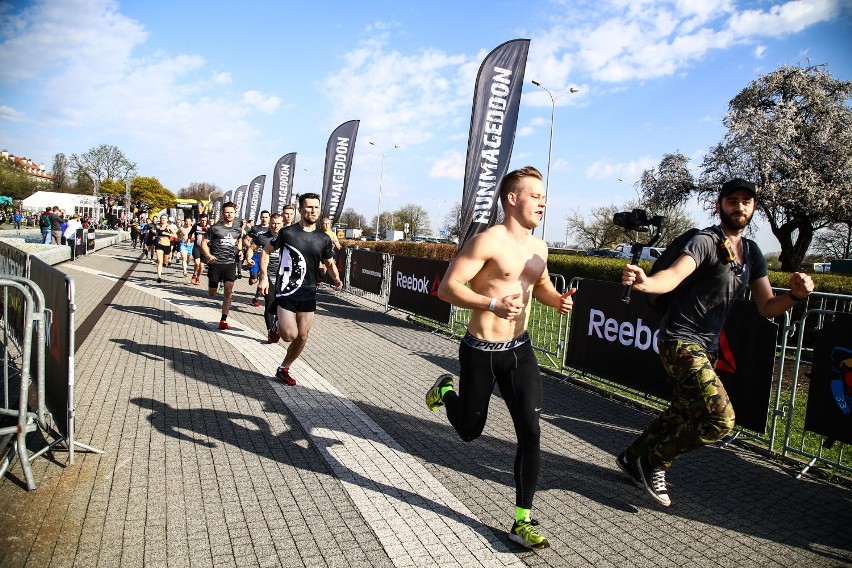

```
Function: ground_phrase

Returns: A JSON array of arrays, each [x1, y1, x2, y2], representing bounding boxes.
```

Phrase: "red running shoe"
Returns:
[[275, 366, 296, 386], [251, 298, 261, 307], [218, 320, 229, 331], [268, 324, 280, 344]]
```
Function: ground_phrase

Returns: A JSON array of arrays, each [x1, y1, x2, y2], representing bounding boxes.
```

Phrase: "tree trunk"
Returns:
[[773, 218, 814, 272]]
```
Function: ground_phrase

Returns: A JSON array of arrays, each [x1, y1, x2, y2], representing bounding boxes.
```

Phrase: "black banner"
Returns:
[[565, 279, 776, 433], [388, 255, 451, 323], [350, 248, 384, 295], [321, 120, 360, 223], [213, 197, 223, 223], [28, 258, 72, 437], [458, 39, 530, 249], [270, 153, 296, 215], [0, 239, 28, 276], [804, 314, 852, 445], [87, 228, 95, 252], [232, 185, 247, 219], [74, 228, 86, 258], [245, 174, 266, 222]]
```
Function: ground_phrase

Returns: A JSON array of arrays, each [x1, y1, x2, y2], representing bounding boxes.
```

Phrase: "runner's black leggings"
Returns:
[[443, 338, 542, 510]]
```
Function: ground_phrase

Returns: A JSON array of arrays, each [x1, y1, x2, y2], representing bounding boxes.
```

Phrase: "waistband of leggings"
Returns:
[[462, 331, 530, 352]]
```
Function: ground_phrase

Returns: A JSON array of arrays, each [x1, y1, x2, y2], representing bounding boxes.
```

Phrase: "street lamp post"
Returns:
[[433, 198, 446, 238], [531, 80, 578, 242], [84, 170, 100, 224], [124, 174, 135, 225], [368, 141, 399, 239]]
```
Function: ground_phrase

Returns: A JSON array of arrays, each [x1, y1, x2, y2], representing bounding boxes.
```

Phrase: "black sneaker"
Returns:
[[635, 454, 671, 507], [616, 451, 642, 487]]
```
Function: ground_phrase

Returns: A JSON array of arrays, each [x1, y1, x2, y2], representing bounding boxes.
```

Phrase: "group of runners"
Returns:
[[135, 167, 815, 551], [143, 196, 339, 389]]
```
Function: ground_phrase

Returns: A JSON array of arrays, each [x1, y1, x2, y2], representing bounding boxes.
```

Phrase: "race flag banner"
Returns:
[[458, 38, 530, 250], [320, 119, 360, 224], [223, 190, 233, 204], [232, 185, 248, 220], [245, 174, 266, 222], [270, 153, 297, 214], [213, 197, 223, 223], [565, 279, 776, 433], [804, 314, 852, 445]]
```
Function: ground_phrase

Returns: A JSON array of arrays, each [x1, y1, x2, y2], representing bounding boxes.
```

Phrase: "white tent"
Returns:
[[21, 191, 98, 216]]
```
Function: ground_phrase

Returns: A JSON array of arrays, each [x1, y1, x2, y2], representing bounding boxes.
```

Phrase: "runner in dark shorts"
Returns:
[[201, 203, 243, 330], [188, 213, 209, 285], [258, 193, 342, 386]]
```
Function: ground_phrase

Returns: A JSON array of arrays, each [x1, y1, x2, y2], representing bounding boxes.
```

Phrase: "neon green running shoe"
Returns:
[[425, 373, 454, 411], [510, 519, 550, 549]]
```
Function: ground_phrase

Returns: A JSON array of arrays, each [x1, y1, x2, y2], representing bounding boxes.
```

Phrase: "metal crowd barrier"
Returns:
[[0, 276, 50, 490], [337, 247, 852, 481]]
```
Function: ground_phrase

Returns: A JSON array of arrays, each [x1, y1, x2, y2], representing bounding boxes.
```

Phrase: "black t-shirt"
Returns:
[[205, 221, 243, 265], [271, 224, 333, 300], [189, 223, 208, 247], [253, 229, 281, 277], [660, 232, 768, 351]]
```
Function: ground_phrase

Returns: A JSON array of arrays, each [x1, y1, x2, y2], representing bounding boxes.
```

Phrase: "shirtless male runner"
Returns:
[[425, 166, 575, 550]]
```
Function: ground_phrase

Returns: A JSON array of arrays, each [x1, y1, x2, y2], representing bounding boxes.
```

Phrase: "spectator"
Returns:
[[13, 210, 22, 230]]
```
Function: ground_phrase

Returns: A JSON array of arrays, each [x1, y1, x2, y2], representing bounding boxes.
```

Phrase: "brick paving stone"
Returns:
[[1, 241, 850, 568]]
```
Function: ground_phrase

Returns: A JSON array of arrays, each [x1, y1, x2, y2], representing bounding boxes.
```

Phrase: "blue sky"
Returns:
[[1, 0, 850, 252]]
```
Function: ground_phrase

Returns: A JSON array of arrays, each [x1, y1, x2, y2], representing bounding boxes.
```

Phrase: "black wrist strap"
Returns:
[[789, 291, 806, 302]]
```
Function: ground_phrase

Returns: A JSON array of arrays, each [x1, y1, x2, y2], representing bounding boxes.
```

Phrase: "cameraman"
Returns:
[[617, 178, 813, 507]]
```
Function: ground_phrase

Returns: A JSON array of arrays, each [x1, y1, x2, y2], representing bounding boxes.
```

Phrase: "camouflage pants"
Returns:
[[626, 340, 736, 470]]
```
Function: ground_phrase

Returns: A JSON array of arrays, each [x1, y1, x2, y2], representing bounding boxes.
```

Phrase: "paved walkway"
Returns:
[[1, 241, 851, 567]]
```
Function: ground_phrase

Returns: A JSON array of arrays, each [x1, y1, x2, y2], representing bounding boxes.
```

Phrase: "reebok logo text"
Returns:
[[396, 271, 430, 293], [588, 309, 660, 353]]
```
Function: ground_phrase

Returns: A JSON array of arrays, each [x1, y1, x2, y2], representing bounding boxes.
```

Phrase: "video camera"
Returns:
[[612, 208, 665, 233], [612, 208, 666, 304]]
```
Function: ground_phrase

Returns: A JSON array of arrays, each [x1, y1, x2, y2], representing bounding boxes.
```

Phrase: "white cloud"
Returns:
[[585, 155, 657, 181], [530, 0, 842, 87], [754, 44, 767, 58], [0, 0, 147, 83], [0, 105, 25, 122], [728, 0, 841, 37], [428, 151, 465, 179], [323, 34, 471, 147], [243, 91, 281, 114], [518, 117, 548, 137]]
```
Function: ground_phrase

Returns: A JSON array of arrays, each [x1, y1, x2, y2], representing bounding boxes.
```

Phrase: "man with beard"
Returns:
[[617, 178, 814, 507], [258, 193, 342, 386]]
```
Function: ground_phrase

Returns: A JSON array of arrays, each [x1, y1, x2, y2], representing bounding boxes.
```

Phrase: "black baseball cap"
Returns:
[[719, 178, 756, 200]]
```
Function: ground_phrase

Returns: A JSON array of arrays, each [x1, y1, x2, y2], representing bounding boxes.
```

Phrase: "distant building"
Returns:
[[1, 149, 53, 184]]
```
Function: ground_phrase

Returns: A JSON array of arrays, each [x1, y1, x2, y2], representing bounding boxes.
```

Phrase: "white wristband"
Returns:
[[488, 298, 496, 312]]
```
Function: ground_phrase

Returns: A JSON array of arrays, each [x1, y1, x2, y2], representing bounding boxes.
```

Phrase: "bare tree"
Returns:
[[179, 182, 221, 201], [566, 204, 624, 249], [70, 144, 137, 187], [812, 222, 852, 261], [442, 201, 462, 238], [338, 208, 367, 230], [394, 203, 430, 238], [51, 153, 70, 192]]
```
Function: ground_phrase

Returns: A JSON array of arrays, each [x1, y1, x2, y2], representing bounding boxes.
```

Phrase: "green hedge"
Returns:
[[341, 241, 852, 295]]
